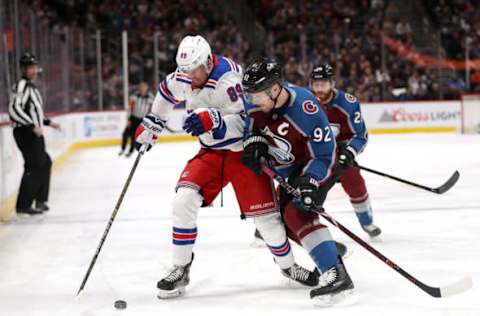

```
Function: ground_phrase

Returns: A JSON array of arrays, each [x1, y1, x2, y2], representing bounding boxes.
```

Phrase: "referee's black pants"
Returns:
[[121, 116, 143, 153], [13, 126, 52, 210]]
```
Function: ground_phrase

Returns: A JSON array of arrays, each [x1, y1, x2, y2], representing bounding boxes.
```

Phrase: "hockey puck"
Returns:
[[114, 300, 127, 310]]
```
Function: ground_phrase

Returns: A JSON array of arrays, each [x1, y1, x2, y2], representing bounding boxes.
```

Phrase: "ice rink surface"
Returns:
[[1, 133, 479, 316]]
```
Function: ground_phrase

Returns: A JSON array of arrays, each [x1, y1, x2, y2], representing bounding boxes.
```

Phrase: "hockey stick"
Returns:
[[358, 165, 459, 194], [260, 164, 472, 298], [164, 123, 184, 134], [76, 144, 148, 296]]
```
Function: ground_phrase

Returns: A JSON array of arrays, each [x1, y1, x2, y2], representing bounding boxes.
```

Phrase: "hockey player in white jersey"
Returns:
[[134, 35, 318, 299]]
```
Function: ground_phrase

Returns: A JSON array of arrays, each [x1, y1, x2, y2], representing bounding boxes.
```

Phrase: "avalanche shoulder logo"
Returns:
[[345, 93, 357, 103], [261, 126, 295, 165], [269, 135, 295, 165], [302, 100, 319, 115]]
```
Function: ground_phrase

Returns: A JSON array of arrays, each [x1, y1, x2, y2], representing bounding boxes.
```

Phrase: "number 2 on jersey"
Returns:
[[354, 111, 362, 123]]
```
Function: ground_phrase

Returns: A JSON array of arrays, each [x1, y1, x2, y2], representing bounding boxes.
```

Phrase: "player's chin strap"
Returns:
[[266, 86, 283, 106], [267, 86, 291, 113], [259, 161, 472, 298]]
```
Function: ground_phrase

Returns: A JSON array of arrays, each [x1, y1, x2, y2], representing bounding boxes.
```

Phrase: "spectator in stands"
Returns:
[[21, 0, 480, 103]]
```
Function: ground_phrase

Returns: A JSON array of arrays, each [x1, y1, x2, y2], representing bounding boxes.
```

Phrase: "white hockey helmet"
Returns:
[[176, 35, 213, 73]]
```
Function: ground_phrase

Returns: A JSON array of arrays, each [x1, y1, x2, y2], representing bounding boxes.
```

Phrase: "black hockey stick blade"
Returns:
[[432, 170, 460, 194], [358, 165, 460, 195]]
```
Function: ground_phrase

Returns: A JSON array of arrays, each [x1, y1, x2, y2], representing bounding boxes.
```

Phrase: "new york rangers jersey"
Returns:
[[317, 89, 368, 155], [244, 84, 337, 184], [151, 55, 245, 151]]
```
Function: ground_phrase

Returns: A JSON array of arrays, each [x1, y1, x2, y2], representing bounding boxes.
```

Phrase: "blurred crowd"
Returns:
[[425, 0, 480, 93], [12, 0, 480, 109], [254, 0, 480, 101], [426, 0, 480, 60], [84, 0, 250, 107]]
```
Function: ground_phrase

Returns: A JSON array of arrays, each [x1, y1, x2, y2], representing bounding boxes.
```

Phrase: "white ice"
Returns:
[[0, 134, 479, 316]]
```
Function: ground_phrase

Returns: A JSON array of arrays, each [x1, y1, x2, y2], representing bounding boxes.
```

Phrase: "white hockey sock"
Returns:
[[171, 187, 203, 266], [254, 212, 294, 269]]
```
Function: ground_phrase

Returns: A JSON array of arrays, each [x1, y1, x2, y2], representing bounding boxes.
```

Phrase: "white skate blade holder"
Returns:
[[312, 289, 356, 307], [157, 287, 186, 299], [368, 235, 382, 243]]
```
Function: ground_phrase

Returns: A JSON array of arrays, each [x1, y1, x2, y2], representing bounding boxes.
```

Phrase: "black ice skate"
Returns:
[[157, 254, 194, 299], [35, 202, 49, 212], [310, 262, 354, 306], [16, 208, 43, 216], [282, 263, 319, 287], [361, 223, 382, 237]]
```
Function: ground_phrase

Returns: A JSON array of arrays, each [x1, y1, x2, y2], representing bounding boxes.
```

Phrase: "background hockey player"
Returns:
[[119, 82, 154, 157], [241, 58, 354, 305], [134, 35, 318, 299], [310, 63, 381, 237]]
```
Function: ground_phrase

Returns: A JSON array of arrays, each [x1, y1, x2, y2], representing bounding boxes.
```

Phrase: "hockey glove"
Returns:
[[241, 135, 270, 175], [291, 175, 320, 212], [338, 143, 357, 168], [183, 108, 225, 137], [134, 113, 164, 152]]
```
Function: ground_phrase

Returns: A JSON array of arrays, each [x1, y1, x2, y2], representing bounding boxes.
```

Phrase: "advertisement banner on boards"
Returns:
[[362, 101, 461, 130]]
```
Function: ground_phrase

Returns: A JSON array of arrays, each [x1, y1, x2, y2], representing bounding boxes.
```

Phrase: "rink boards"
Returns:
[[0, 100, 462, 220]]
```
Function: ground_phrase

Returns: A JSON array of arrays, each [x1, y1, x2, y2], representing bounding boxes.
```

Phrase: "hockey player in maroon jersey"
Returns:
[[310, 63, 381, 237], [242, 58, 354, 305]]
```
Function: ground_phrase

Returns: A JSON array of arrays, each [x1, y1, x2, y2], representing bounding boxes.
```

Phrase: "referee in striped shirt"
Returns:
[[119, 82, 154, 157], [8, 53, 60, 215]]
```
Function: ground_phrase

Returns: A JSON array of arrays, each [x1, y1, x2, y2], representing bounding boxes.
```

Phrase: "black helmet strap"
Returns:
[[265, 83, 288, 109], [265, 84, 281, 106]]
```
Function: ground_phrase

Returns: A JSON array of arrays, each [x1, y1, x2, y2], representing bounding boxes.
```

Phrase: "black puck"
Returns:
[[114, 300, 127, 309]]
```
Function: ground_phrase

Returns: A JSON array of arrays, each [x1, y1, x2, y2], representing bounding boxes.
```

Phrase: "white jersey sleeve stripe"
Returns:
[[158, 80, 179, 105], [224, 57, 237, 73], [225, 57, 241, 73], [175, 72, 192, 84]]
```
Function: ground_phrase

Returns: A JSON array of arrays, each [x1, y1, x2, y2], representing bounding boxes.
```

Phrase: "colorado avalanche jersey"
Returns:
[[151, 55, 245, 151], [317, 89, 368, 155], [244, 84, 337, 184]]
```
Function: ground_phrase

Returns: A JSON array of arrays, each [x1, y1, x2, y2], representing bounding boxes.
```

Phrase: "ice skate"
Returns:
[[361, 223, 382, 238], [157, 254, 194, 299], [281, 263, 319, 287], [310, 262, 354, 306]]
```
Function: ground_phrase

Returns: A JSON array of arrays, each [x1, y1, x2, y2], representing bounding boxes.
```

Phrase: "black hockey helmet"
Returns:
[[311, 63, 334, 81], [242, 57, 283, 94], [20, 53, 38, 67]]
